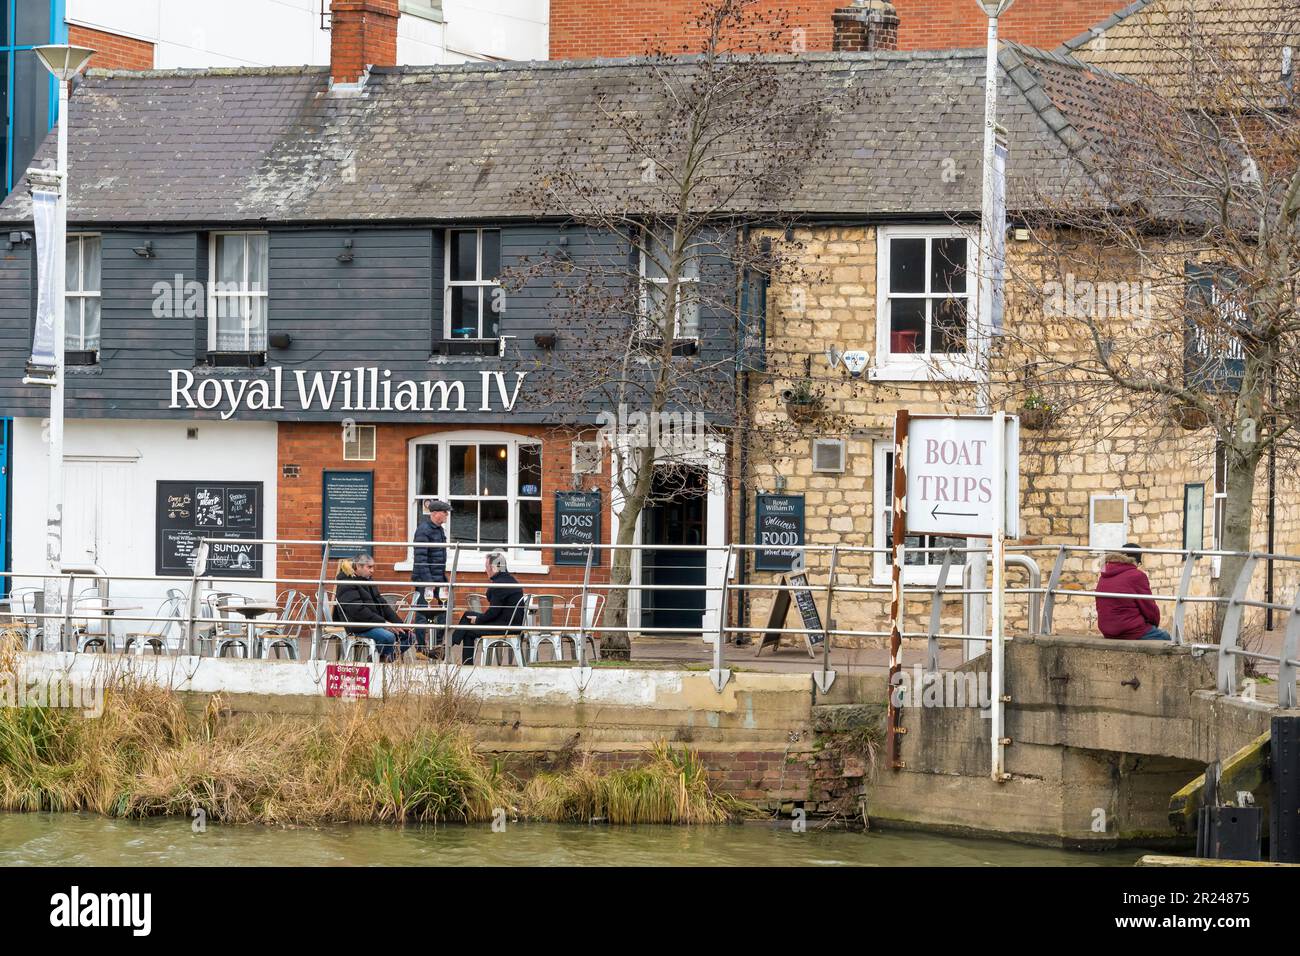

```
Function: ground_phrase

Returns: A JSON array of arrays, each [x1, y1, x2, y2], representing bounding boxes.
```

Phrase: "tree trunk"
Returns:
[[601, 445, 656, 660], [1215, 447, 1261, 635]]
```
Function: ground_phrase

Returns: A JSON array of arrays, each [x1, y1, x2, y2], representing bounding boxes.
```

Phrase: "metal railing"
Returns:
[[4, 537, 1298, 705]]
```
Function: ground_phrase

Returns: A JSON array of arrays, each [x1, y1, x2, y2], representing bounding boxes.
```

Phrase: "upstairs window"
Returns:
[[445, 228, 501, 340], [208, 232, 268, 362], [875, 226, 976, 380], [65, 234, 101, 364], [639, 228, 700, 342]]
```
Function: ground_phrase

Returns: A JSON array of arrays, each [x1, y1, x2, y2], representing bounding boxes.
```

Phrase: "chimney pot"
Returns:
[[330, 0, 399, 86], [832, 0, 900, 53]]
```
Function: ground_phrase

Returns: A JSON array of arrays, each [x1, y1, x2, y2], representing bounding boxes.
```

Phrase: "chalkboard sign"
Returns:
[[322, 470, 374, 559], [756, 570, 824, 658], [755, 494, 805, 571], [555, 491, 602, 566], [156, 481, 263, 577]]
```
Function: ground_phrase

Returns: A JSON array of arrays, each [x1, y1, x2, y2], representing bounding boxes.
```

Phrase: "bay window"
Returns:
[[411, 432, 543, 564], [65, 234, 101, 363], [208, 232, 268, 361], [874, 226, 978, 381]]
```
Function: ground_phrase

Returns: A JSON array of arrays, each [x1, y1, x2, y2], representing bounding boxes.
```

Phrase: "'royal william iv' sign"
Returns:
[[754, 494, 805, 571]]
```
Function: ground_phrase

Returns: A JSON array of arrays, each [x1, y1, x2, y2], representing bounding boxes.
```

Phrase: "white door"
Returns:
[[63, 457, 138, 570]]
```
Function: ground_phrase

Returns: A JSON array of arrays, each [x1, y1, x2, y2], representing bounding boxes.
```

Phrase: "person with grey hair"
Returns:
[[450, 550, 526, 664]]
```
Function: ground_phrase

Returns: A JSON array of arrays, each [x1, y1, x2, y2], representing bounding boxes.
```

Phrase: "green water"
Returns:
[[0, 813, 1155, 866]]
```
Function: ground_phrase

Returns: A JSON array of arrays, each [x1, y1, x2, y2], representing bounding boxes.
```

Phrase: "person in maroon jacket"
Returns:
[[1095, 544, 1171, 640]]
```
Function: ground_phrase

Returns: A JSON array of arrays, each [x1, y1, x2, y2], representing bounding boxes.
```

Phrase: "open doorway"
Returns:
[[640, 464, 708, 636]]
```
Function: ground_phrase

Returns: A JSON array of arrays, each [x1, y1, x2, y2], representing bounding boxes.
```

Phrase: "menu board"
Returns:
[[554, 491, 602, 566], [156, 481, 263, 577], [322, 470, 374, 559], [755, 494, 805, 571], [756, 570, 824, 659]]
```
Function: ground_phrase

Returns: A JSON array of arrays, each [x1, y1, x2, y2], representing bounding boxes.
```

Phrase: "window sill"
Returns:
[[636, 338, 700, 357], [207, 351, 268, 368], [870, 359, 981, 383], [432, 338, 501, 358]]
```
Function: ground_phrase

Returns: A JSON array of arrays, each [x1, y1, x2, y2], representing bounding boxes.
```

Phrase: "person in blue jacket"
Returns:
[[413, 499, 451, 652]]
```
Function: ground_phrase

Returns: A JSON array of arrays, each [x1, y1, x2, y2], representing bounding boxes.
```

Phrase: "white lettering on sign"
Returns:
[[903, 415, 1019, 539], [169, 367, 526, 419]]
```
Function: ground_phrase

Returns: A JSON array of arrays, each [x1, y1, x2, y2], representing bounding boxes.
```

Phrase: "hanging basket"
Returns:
[[1171, 403, 1210, 430], [1020, 406, 1054, 431], [785, 397, 823, 425]]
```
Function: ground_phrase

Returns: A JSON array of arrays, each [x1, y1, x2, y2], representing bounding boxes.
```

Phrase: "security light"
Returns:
[[975, 0, 1014, 16]]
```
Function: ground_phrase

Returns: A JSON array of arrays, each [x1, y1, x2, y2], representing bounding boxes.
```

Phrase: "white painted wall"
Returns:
[[66, 0, 547, 68], [11, 417, 279, 608]]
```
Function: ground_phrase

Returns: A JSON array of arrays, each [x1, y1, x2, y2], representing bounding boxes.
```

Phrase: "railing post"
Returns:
[[710, 545, 733, 693], [1171, 550, 1197, 645], [576, 544, 594, 668], [185, 541, 208, 656], [312, 544, 329, 661], [1280, 583, 1300, 710], [1218, 553, 1258, 696], [442, 543, 459, 662], [928, 547, 957, 673], [813, 545, 839, 693], [62, 572, 76, 651], [1040, 545, 1067, 635]]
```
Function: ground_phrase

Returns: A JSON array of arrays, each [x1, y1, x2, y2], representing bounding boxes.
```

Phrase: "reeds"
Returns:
[[0, 639, 746, 827]]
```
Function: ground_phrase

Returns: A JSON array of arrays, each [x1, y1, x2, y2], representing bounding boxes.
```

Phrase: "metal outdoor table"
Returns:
[[78, 599, 142, 652], [217, 601, 280, 658]]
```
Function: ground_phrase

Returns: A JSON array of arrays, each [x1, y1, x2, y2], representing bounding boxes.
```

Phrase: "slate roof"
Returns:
[[0, 48, 1139, 226]]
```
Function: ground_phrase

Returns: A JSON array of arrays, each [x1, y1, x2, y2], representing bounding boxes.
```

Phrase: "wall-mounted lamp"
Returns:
[[132, 240, 155, 258], [268, 332, 293, 349], [336, 238, 354, 263], [774, 474, 787, 494], [534, 332, 557, 349], [7, 231, 32, 250]]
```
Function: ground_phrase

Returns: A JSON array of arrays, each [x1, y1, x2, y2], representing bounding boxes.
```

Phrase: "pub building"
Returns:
[[0, 14, 747, 629], [4, 4, 1295, 645]]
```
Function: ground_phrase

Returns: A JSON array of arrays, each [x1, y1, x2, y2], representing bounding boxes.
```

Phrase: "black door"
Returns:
[[641, 466, 707, 635]]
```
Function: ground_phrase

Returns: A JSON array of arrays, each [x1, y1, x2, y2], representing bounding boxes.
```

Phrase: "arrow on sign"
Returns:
[[932, 504, 978, 520]]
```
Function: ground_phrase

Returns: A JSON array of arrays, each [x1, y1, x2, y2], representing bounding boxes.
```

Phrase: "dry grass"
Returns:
[[0, 641, 745, 827]]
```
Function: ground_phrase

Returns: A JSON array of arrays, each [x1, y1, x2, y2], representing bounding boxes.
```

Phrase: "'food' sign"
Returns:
[[902, 415, 1020, 539]]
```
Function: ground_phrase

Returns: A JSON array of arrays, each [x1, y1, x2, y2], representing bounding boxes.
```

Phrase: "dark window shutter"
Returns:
[[430, 228, 446, 355], [194, 233, 210, 366]]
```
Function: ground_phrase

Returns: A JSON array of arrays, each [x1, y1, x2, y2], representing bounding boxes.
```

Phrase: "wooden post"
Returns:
[[888, 410, 909, 770]]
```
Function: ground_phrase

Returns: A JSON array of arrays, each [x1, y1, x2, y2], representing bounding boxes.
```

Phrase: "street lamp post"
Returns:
[[29, 44, 93, 649], [967, 0, 1012, 662]]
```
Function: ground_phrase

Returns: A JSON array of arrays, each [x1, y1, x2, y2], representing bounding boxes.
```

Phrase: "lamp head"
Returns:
[[33, 45, 94, 82], [976, 0, 1015, 17]]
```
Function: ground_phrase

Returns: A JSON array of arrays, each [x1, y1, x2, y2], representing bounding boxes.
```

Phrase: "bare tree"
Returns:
[[507, 0, 860, 656], [1002, 1, 1300, 612]]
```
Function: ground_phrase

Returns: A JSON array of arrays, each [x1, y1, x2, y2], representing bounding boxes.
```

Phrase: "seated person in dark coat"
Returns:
[[452, 550, 526, 664], [332, 553, 418, 662]]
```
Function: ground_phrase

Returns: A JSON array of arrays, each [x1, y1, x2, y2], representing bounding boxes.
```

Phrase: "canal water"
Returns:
[[0, 813, 1156, 866]]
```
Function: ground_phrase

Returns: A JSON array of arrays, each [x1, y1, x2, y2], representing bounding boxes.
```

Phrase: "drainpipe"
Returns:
[[735, 225, 751, 643]]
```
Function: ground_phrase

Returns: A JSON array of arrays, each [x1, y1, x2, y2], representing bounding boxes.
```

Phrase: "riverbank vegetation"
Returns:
[[0, 635, 750, 827]]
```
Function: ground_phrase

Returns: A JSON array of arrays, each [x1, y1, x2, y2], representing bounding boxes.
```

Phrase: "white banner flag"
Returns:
[[29, 188, 59, 371]]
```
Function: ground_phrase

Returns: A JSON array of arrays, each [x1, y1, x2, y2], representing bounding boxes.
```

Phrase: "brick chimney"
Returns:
[[330, 0, 399, 85], [832, 0, 900, 52]]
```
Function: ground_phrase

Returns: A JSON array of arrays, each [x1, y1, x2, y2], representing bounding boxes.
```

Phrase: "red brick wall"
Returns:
[[549, 0, 1133, 58], [276, 422, 611, 601], [68, 24, 154, 71]]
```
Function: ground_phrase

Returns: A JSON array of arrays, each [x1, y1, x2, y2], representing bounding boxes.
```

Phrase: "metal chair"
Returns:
[[10, 589, 43, 650], [525, 593, 572, 663], [123, 589, 186, 655], [211, 593, 253, 658], [72, 588, 115, 653], [561, 593, 605, 662], [473, 595, 531, 666]]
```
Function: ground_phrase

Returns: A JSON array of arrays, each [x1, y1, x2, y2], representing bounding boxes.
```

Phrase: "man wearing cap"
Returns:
[[413, 499, 452, 652]]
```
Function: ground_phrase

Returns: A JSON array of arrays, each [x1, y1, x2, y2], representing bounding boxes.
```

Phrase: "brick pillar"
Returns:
[[832, 0, 900, 53], [330, 0, 399, 85]]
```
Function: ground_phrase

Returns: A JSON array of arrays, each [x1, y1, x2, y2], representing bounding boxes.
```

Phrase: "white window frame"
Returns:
[[639, 228, 701, 342], [207, 231, 269, 354], [872, 224, 981, 383], [65, 233, 101, 354], [343, 424, 377, 462], [444, 227, 502, 340], [872, 440, 967, 585], [407, 430, 547, 572]]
